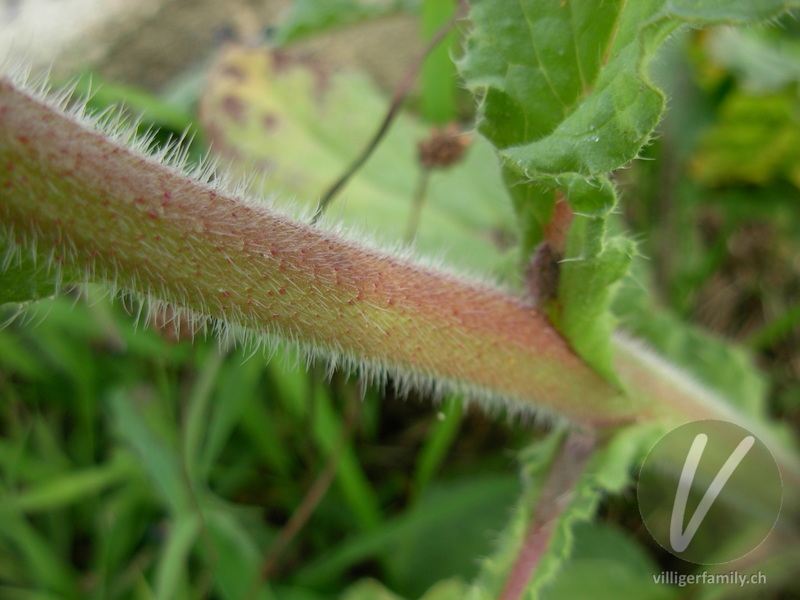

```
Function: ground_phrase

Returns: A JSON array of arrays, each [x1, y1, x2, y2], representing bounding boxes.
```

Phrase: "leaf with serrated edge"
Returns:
[[460, 0, 800, 378], [466, 424, 668, 600]]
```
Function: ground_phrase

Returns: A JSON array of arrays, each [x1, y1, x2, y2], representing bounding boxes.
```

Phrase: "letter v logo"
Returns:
[[639, 420, 781, 564], [669, 433, 755, 552]]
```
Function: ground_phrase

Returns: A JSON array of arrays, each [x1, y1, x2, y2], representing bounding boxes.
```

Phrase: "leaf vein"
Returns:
[[518, 0, 568, 114]]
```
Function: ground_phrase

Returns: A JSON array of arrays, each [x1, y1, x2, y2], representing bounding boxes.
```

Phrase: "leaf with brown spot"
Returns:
[[199, 44, 516, 274]]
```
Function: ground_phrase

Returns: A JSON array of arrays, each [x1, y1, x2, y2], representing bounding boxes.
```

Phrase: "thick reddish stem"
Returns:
[[0, 77, 642, 426]]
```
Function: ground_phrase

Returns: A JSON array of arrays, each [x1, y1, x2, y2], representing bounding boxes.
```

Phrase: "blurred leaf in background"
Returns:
[[199, 44, 515, 275], [619, 18, 800, 431]]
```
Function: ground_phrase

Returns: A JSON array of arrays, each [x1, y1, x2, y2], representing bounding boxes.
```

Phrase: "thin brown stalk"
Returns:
[[311, 1, 469, 222], [498, 431, 597, 600], [404, 168, 431, 242]]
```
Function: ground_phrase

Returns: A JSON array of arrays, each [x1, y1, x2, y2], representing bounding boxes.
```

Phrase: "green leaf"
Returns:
[[154, 514, 200, 600], [273, 0, 403, 46], [199, 352, 267, 478], [0, 242, 67, 305], [0, 327, 44, 378], [388, 475, 521, 598], [182, 347, 225, 479], [341, 578, 468, 600], [460, 0, 800, 377], [411, 398, 464, 501], [418, 579, 469, 600], [460, 0, 628, 156], [466, 431, 565, 600], [614, 264, 769, 420], [109, 390, 191, 514], [540, 522, 677, 600], [2, 454, 133, 513], [703, 24, 800, 93], [341, 579, 406, 600], [204, 508, 277, 600], [0, 513, 79, 596], [308, 379, 383, 532], [468, 424, 668, 600], [689, 90, 800, 188], [525, 424, 666, 596], [294, 474, 520, 588], [420, 0, 458, 124], [555, 177, 636, 381], [463, 0, 800, 178]]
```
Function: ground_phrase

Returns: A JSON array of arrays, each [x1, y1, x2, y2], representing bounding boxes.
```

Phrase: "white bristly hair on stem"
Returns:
[[0, 63, 642, 427], [4, 60, 800, 497]]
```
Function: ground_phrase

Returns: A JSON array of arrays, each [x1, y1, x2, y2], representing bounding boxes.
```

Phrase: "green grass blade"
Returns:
[[411, 398, 463, 501]]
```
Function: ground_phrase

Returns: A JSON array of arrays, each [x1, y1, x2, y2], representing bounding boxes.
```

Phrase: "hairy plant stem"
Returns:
[[0, 76, 637, 426], [3, 75, 800, 492]]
